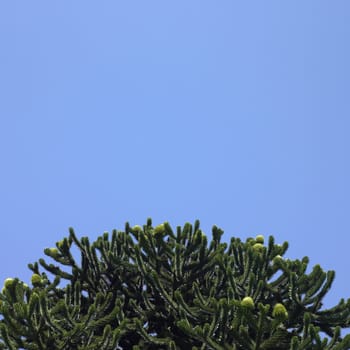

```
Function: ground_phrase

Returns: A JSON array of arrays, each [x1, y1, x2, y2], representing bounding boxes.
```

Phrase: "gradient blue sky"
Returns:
[[1, 1, 349, 313]]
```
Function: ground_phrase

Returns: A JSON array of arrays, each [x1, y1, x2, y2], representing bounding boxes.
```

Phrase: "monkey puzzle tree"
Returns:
[[1, 219, 350, 349]]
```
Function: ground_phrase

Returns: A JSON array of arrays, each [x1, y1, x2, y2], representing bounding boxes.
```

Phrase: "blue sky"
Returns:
[[1, 1, 350, 315]]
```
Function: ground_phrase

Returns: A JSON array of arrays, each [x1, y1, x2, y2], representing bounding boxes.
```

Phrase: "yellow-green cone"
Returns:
[[273, 255, 283, 263], [255, 235, 264, 244], [154, 224, 165, 235], [31, 274, 43, 286], [132, 225, 143, 233], [272, 303, 288, 321], [4, 278, 15, 289], [252, 243, 264, 253], [47, 248, 59, 258], [241, 296, 255, 309]]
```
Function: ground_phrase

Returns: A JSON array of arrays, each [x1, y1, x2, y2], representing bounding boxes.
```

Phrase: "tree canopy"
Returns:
[[1, 219, 350, 349]]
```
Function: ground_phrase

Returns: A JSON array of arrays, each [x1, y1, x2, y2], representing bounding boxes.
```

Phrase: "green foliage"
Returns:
[[1, 219, 350, 349]]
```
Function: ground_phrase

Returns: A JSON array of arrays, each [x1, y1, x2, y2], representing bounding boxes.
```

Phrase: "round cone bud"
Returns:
[[31, 274, 43, 286], [255, 235, 264, 244], [272, 303, 288, 320], [241, 296, 254, 309], [4, 278, 15, 289], [154, 224, 165, 235], [273, 255, 283, 263], [132, 225, 143, 233], [252, 243, 264, 252], [47, 248, 59, 258]]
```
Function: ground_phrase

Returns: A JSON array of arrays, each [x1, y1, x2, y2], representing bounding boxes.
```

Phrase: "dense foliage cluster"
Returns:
[[1, 219, 350, 349]]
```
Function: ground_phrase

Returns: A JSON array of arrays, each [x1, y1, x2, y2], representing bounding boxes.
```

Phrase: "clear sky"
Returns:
[[1, 1, 349, 314]]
